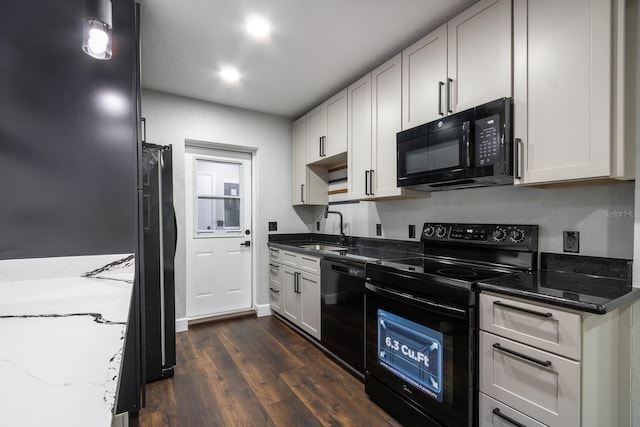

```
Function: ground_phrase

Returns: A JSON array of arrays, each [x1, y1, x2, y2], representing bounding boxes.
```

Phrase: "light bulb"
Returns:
[[245, 16, 270, 40], [220, 67, 240, 83], [88, 28, 108, 54]]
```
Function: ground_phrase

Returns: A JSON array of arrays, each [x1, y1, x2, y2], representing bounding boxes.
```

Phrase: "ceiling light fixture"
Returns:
[[220, 67, 241, 84], [82, 0, 113, 60], [245, 16, 271, 40]]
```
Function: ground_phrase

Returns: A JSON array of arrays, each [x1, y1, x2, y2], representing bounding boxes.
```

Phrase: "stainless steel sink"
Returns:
[[297, 243, 348, 251]]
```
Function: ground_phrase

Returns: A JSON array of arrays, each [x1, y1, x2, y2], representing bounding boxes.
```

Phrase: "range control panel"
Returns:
[[421, 223, 538, 250]]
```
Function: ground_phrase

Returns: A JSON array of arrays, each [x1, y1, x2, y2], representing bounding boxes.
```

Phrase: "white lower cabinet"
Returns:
[[268, 247, 321, 340], [479, 331, 580, 426], [479, 292, 623, 427], [479, 394, 546, 427]]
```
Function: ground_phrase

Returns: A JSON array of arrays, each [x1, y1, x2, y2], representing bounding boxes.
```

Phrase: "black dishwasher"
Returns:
[[320, 257, 366, 379]]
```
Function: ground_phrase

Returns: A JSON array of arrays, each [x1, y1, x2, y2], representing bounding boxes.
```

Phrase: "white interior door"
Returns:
[[185, 148, 252, 319]]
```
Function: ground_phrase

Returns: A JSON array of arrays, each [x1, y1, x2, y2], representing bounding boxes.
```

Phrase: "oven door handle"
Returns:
[[365, 282, 467, 319]]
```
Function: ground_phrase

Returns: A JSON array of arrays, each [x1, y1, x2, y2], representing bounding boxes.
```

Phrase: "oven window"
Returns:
[[377, 309, 444, 402]]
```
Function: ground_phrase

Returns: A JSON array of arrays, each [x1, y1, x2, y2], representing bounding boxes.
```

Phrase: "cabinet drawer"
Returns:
[[299, 254, 321, 274], [269, 262, 282, 286], [282, 250, 299, 267], [479, 293, 581, 359], [269, 284, 282, 314], [479, 393, 547, 427], [269, 247, 282, 263], [480, 331, 580, 427]]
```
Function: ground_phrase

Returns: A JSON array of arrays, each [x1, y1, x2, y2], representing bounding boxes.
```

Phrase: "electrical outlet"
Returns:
[[268, 221, 277, 232], [376, 224, 382, 236], [563, 231, 579, 253], [409, 224, 416, 239], [316, 221, 320, 231]]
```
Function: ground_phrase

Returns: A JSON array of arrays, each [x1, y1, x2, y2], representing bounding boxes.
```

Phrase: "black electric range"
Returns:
[[364, 223, 538, 427]]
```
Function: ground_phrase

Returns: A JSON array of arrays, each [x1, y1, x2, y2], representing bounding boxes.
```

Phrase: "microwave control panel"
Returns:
[[475, 114, 501, 166]]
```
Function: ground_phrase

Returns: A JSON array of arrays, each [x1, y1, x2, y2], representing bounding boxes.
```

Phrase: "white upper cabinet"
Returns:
[[349, 54, 425, 200], [402, 25, 448, 129], [447, 0, 512, 112], [292, 116, 328, 206], [347, 73, 372, 200], [306, 89, 348, 165], [402, 0, 512, 130], [372, 54, 414, 198], [513, 0, 634, 185]]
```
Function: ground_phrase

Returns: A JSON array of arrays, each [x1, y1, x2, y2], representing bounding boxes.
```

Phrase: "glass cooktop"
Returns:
[[376, 257, 516, 283]]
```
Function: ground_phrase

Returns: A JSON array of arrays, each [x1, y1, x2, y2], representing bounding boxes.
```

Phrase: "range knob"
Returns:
[[435, 225, 447, 238], [510, 228, 526, 243], [492, 227, 507, 242], [424, 225, 435, 237]]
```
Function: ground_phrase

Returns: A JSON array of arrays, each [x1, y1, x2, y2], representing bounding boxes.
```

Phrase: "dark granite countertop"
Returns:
[[477, 253, 640, 314], [267, 233, 422, 263]]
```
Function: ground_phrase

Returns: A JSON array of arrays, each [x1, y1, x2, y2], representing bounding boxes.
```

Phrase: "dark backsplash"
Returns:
[[541, 253, 632, 281]]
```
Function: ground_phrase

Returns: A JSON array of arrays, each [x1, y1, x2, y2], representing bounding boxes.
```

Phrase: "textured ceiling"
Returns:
[[139, 0, 477, 118]]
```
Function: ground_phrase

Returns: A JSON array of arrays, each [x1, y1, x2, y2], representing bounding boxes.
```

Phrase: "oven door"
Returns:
[[365, 281, 473, 427]]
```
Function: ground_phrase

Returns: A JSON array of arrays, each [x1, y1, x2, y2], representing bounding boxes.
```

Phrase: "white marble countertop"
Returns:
[[0, 254, 135, 427]]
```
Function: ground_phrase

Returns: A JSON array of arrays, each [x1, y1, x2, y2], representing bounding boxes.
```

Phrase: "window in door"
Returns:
[[194, 159, 243, 235]]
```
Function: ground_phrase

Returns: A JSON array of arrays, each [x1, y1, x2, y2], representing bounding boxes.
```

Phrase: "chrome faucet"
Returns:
[[324, 206, 345, 245]]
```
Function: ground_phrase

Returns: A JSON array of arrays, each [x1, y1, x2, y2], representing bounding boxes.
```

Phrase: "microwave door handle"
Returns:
[[463, 121, 471, 167]]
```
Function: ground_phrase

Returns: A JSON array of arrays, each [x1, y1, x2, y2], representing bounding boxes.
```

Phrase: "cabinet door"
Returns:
[[513, 0, 613, 184], [447, 0, 512, 112], [300, 272, 321, 340], [306, 104, 325, 164], [292, 116, 307, 205], [480, 331, 580, 427], [402, 24, 447, 129], [325, 89, 348, 158], [282, 267, 301, 323], [348, 73, 372, 200], [372, 54, 403, 198]]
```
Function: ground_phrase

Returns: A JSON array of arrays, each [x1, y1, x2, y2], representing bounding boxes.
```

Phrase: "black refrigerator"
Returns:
[[141, 142, 177, 382]]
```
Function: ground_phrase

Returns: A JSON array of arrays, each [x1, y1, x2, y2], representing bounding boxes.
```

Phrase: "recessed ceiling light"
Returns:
[[245, 16, 270, 40], [220, 67, 240, 83]]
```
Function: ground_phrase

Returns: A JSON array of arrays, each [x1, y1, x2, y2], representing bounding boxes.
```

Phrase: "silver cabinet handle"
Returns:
[[492, 343, 552, 368], [269, 263, 280, 269], [319, 137, 323, 158], [369, 169, 374, 196], [322, 136, 326, 157], [300, 184, 305, 203], [269, 287, 280, 294], [447, 78, 453, 113], [438, 81, 444, 116]]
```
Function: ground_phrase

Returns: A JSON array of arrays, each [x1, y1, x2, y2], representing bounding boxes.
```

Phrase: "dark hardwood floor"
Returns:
[[132, 314, 402, 427]]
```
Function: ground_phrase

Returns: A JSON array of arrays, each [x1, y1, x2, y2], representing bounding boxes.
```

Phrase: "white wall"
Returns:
[[313, 182, 635, 258], [141, 89, 310, 319]]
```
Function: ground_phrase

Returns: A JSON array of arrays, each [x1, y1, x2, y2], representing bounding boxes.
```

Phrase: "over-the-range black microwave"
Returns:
[[397, 97, 513, 191]]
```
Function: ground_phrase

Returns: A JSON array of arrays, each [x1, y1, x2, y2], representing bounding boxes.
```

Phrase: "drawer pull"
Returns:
[[269, 263, 280, 269], [269, 287, 280, 294], [492, 343, 552, 368], [494, 300, 552, 318], [492, 408, 526, 427]]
